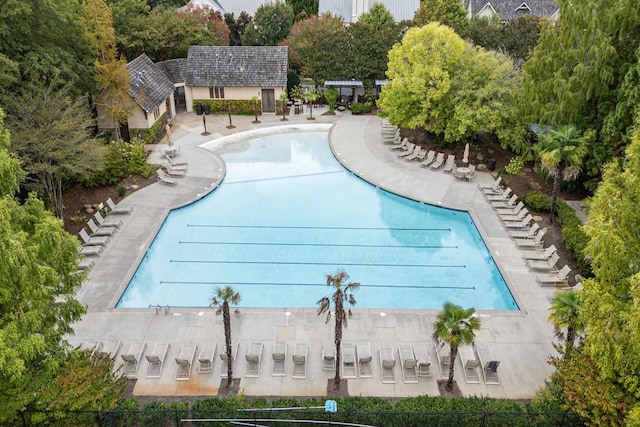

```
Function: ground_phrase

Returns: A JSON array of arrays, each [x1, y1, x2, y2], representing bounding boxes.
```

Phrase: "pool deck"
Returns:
[[70, 108, 557, 400]]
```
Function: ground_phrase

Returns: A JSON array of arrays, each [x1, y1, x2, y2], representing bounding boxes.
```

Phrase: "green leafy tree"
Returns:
[[537, 125, 589, 223], [358, 2, 395, 29], [211, 286, 241, 389], [242, 1, 294, 46], [108, 0, 151, 59], [413, 0, 468, 35], [287, 0, 318, 22], [283, 13, 349, 84], [317, 269, 360, 388], [303, 89, 320, 120], [0, 109, 24, 196], [432, 302, 481, 391], [324, 87, 338, 114], [463, 16, 503, 51], [548, 290, 585, 347], [224, 11, 251, 46], [5, 82, 105, 219], [500, 15, 543, 65]]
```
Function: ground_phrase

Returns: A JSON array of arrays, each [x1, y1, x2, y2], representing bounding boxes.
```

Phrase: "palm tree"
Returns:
[[211, 286, 241, 388], [537, 125, 589, 223], [432, 302, 481, 391], [317, 269, 360, 388], [303, 89, 319, 120], [548, 290, 585, 348]]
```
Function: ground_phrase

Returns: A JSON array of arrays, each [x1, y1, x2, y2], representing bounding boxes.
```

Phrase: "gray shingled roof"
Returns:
[[469, 0, 558, 20], [186, 46, 288, 87], [156, 58, 187, 85], [127, 54, 175, 113]]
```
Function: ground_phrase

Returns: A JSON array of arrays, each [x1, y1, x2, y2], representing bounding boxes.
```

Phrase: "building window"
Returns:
[[153, 107, 160, 121], [209, 86, 225, 99]]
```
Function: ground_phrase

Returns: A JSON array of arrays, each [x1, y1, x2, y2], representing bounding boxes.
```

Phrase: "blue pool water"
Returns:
[[117, 132, 517, 310]]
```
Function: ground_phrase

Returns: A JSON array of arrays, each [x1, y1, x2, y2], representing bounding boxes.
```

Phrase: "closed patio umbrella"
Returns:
[[462, 143, 469, 164]]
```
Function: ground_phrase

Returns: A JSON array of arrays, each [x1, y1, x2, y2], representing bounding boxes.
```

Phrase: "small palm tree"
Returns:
[[537, 125, 589, 223], [211, 286, 241, 388], [317, 269, 360, 388], [279, 92, 288, 121], [251, 95, 261, 124], [548, 289, 584, 348], [303, 89, 319, 120], [432, 302, 481, 391]]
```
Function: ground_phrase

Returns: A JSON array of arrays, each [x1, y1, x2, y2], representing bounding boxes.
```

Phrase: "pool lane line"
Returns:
[[222, 170, 345, 185], [158, 280, 475, 290], [178, 241, 458, 249], [187, 224, 451, 232], [169, 260, 466, 268]]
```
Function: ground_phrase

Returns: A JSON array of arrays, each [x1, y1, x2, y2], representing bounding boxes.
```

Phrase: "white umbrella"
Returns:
[[462, 143, 469, 164], [165, 124, 173, 147]]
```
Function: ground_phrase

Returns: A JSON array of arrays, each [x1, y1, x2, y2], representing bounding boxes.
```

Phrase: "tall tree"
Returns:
[[224, 11, 251, 46], [242, 1, 294, 46], [5, 82, 105, 219], [0, 109, 24, 196], [211, 286, 241, 389], [317, 269, 360, 388], [548, 290, 585, 348], [287, 0, 318, 22], [358, 2, 394, 29], [536, 125, 589, 223], [413, 0, 468, 35], [432, 302, 480, 391]]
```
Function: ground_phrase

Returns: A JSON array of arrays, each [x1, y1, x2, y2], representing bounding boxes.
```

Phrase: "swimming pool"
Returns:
[[118, 131, 517, 310]]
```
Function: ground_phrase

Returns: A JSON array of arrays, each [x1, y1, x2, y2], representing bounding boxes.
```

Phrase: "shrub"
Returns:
[[193, 99, 257, 115], [117, 185, 127, 197], [524, 191, 551, 212], [505, 156, 525, 175], [556, 200, 592, 276], [363, 101, 373, 113], [351, 102, 365, 114], [80, 138, 153, 187]]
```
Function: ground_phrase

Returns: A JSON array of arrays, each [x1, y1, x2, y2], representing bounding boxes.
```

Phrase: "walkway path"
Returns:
[[70, 109, 556, 400]]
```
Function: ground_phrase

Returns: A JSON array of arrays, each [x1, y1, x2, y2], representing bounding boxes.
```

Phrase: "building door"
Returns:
[[174, 86, 186, 112], [261, 89, 275, 113]]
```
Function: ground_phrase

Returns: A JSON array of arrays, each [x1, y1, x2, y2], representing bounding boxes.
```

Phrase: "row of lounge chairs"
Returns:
[[434, 339, 501, 385], [480, 177, 572, 286], [155, 154, 188, 186], [78, 197, 134, 263]]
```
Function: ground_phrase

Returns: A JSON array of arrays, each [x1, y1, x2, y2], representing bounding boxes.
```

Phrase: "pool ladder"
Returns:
[[149, 304, 171, 315]]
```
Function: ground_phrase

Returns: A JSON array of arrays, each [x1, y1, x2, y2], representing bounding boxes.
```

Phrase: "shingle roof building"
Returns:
[[127, 54, 175, 113], [156, 58, 188, 85], [186, 46, 288, 87], [468, 0, 559, 20]]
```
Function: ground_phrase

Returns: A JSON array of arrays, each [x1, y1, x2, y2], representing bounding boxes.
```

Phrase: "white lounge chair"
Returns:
[[480, 176, 503, 193], [509, 223, 540, 239], [527, 252, 560, 272], [341, 342, 357, 378], [78, 258, 95, 270], [514, 229, 544, 248], [442, 155, 456, 173], [434, 340, 451, 379], [106, 197, 134, 214], [272, 341, 287, 376], [121, 341, 146, 379], [404, 147, 426, 162], [197, 342, 217, 374], [429, 152, 445, 170], [419, 150, 436, 168], [357, 342, 373, 378], [96, 340, 121, 359], [245, 342, 263, 378], [398, 345, 418, 384], [522, 245, 557, 261], [496, 201, 525, 216], [475, 342, 500, 384], [79, 229, 110, 247], [163, 166, 186, 178], [390, 138, 410, 151], [165, 154, 188, 166], [322, 340, 336, 371], [292, 342, 307, 379], [87, 218, 117, 237], [416, 345, 432, 378], [79, 245, 103, 257], [94, 210, 123, 228], [175, 343, 198, 381], [486, 187, 512, 201], [164, 162, 187, 172], [536, 265, 571, 287], [491, 194, 518, 210], [156, 169, 177, 186], [499, 207, 529, 222], [379, 345, 396, 383], [459, 344, 480, 384], [219, 342, 239, 376], [398, 144, 419, 158], [146, 342, 170, 379], [503, 214, 534, 230]]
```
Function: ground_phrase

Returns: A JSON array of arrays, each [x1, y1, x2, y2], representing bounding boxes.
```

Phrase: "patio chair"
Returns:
[[398, 345, 418, 384], [434, 340, 451, 379], [496, 201, 525, 216], [341, 342, 357, 378], [87, 218, 117, 237], [164, 161, 187, 172], [464, 164, 476, 181], [503, 214, 534, 230], [536, 265, 571, 287], [163, 166, 186, 178], [165, 154, 188, 167], [508, 223, 540, 239], [458, 344, 480, 384], [95, 340, 121, 359], [486, 187, 512, 201], [453, 167, 466, 180], [416, 345, 432, 378], [78, 258, 95, 270], [405, 147, 426, 162], [79, 229, 110, 247], [442, 155, 456, 173], [379, 344, 396, 384], [514, 229, 544, 249], [245, 342, 263, 378], [79, 245, 103, 257], [527, 252, 560, 272], [522, 245, 557, 262], [175, 343, 198, 381], [322, 340, 336, 371], [419, 150, 436, 168], [479, 176, 503, 194], [197, 342, 217, 374], [121, 341, 146, 379], [390, 138, 411, 151], [499, 207, 529, 222], [93, 210, 123, 228], [292, 342, 308, 379], [106, 197, 134, 214], [146, 342, 170, 379], [219, 342, 239, 377], [357, 342, 373, 378], [475, 342, 500, 385], [272, 341, 287, 376], [429, 152, 445, 170], [156, 169, 178, 186], [490, 194, 518, 210], [81, 340, 102, 356], [398, 144, 419, 158]]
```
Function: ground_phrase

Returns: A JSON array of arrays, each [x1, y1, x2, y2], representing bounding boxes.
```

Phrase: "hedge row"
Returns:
[[193, 99, 286, 116]]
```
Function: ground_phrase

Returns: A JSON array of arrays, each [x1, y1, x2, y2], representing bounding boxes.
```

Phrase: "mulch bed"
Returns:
[[437, 380, 463, 398], [326, 379, 349, 398]]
